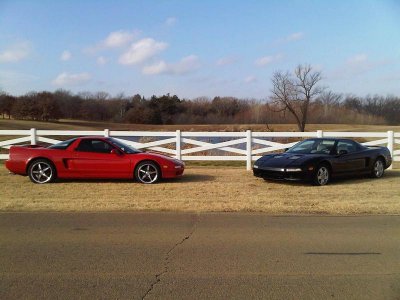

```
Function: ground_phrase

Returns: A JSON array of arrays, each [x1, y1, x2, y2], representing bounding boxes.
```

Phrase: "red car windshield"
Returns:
[[108, 138, 142, 154], [47, 138, 77, 150]]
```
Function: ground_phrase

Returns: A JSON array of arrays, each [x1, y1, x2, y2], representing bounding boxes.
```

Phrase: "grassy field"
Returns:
[[1, 165, 399, 214]]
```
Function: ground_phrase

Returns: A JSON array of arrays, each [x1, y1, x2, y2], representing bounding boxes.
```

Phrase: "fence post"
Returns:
[[388, 130, 394, 170], [246, 130, 252, 171], [104, 129, 110, 137], [176, 130, 182, 160], [30, 128, 37, 145], [317, 130, 323, 138]]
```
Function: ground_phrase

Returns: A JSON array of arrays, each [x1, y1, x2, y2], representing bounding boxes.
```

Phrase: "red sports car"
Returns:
[[5, 137, 185, 184]]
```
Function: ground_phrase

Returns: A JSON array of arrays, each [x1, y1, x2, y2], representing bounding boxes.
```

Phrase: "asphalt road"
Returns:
[[0, 213, 399, 299]]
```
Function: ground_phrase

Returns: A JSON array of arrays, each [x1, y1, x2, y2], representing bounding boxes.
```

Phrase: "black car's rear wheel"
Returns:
[[313, 164, 330, 186], [135, 161, 160, 184], [28, 159, 56, 184], [371, 158, 385, 178]]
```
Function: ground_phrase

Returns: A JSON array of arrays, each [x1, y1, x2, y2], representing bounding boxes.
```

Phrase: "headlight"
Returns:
[[253, 165, 259, 169], [285, 168, 302, 172], [174, 165, 182, 169]]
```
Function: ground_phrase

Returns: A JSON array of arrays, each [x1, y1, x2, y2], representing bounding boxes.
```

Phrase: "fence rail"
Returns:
[[0, 129, 398, 170]]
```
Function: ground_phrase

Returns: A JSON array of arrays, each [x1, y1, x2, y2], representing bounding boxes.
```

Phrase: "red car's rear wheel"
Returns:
[[28, 159, 56, 184]]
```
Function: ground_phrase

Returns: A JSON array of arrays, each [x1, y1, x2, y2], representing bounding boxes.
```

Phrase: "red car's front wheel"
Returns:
[[135, 161, 160, 184]]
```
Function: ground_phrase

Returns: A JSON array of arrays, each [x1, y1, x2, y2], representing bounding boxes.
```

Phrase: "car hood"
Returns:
[[255, 153, 324, 168], [140, 152, 184, 165]]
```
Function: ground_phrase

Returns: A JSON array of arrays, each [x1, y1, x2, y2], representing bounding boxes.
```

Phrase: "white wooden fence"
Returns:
[[0, 129, 398, 170]]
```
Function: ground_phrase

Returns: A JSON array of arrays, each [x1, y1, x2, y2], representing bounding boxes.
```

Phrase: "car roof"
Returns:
[[305, 138, 360, 143], [78, 136, 109, 140]]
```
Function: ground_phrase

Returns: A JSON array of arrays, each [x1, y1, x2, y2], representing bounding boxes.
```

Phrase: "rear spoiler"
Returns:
[[11, 144, 43, 149]]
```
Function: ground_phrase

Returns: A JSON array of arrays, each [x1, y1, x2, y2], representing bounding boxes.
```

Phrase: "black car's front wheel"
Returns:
[[313, 164, 330, 186], [371, 158, 385, 178]]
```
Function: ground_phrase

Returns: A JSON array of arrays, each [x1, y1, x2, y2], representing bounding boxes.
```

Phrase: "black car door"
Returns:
[[334, 140, 366, 173]]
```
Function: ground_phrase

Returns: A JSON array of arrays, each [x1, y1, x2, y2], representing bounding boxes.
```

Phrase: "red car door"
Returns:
[[68, 139, 132, 178]]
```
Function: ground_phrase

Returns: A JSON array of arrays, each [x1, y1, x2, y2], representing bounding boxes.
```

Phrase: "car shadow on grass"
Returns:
[[259, 170, 399, 187], [163, 173, 215, 183], [329, 170, 400, 186], [55, 173, 215, 184]]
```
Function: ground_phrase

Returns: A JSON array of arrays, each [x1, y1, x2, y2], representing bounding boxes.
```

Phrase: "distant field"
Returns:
[[0, 165, 399, 214], [1, 118, 400, 132]]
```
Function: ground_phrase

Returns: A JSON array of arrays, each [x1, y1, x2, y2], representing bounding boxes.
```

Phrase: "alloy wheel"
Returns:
[[137, 163, 159, 184], [316, 166, 329, 186], [374, 160, 384, 178], [30, 162, 53, 184]]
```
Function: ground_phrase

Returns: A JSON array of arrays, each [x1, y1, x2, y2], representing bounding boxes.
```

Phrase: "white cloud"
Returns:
[[97, 56, 107, 65], [84, 30, 140, 54], [0, 70, 39, 88], [347, 53, 368, 65], [328, 53, 389, 80], [142, 61, 168, 75], [216, 56, 238, 66], [143, 55, 200, 75], [103, 30, 138, 48], [119, 38, 168, 65], [244, 76, 257, 83], [52, 72, 91, 86], [0, 42, 31, 63], [344, 53, 389, 75], [165, 17, 177, 26], [286, 32, 304, 42], [274, 32, 305, 45], [255, 54, 283, 66], [60, 50, 71, 61]]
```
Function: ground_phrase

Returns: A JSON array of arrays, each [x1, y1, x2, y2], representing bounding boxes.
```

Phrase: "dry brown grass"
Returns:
[[0, 165, 399, 214], [1, 118, 400, 132]]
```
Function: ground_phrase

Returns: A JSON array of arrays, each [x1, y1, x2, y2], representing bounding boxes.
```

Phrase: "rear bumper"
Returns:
[[253, 167, 312, 181], [5, 160, 27, 175]]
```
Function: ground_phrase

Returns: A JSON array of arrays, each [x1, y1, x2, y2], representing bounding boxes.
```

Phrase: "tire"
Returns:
[[135, 161, 160, 184], [371, 158, 385, 178], [28, 159, 56, 184], [313, 164, 330, 186]]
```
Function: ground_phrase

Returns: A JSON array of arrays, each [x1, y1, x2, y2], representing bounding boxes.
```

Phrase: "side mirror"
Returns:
[[338, 149, 348, 156], [111, 149, 122, 155]]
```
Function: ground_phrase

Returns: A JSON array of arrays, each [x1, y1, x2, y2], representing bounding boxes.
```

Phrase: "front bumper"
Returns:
[[253, 166, 312, 181], [162, 164, 185, 178]]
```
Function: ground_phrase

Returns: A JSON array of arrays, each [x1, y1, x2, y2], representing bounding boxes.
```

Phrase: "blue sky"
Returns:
[[1, 0, 400, 99]]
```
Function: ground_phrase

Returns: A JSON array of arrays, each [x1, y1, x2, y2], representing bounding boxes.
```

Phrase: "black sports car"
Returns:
[[253, 138, 392, 186]]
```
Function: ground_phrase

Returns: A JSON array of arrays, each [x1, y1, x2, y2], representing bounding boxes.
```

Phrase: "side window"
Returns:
[[336, 141, 358, 154], [315, 140, 335, 154], [76, 139, 114, 153]]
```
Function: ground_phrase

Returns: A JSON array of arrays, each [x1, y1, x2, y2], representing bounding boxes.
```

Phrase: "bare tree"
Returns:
[[316, 91, 342, 119], [270, 64, 324, 131]]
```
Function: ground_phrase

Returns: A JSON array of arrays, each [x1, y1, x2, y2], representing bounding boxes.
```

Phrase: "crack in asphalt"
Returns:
[[142, 214, 199, 299]]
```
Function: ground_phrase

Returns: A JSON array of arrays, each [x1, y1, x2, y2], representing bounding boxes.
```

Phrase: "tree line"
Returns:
[[0, 89, 397, 126], [0, 65, 398, 130]]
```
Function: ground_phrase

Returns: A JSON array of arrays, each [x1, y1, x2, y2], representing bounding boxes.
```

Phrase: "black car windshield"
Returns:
[[47, 138, 77, 150], [108, 138, 142, 154], [287, 139, 335, 155]]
